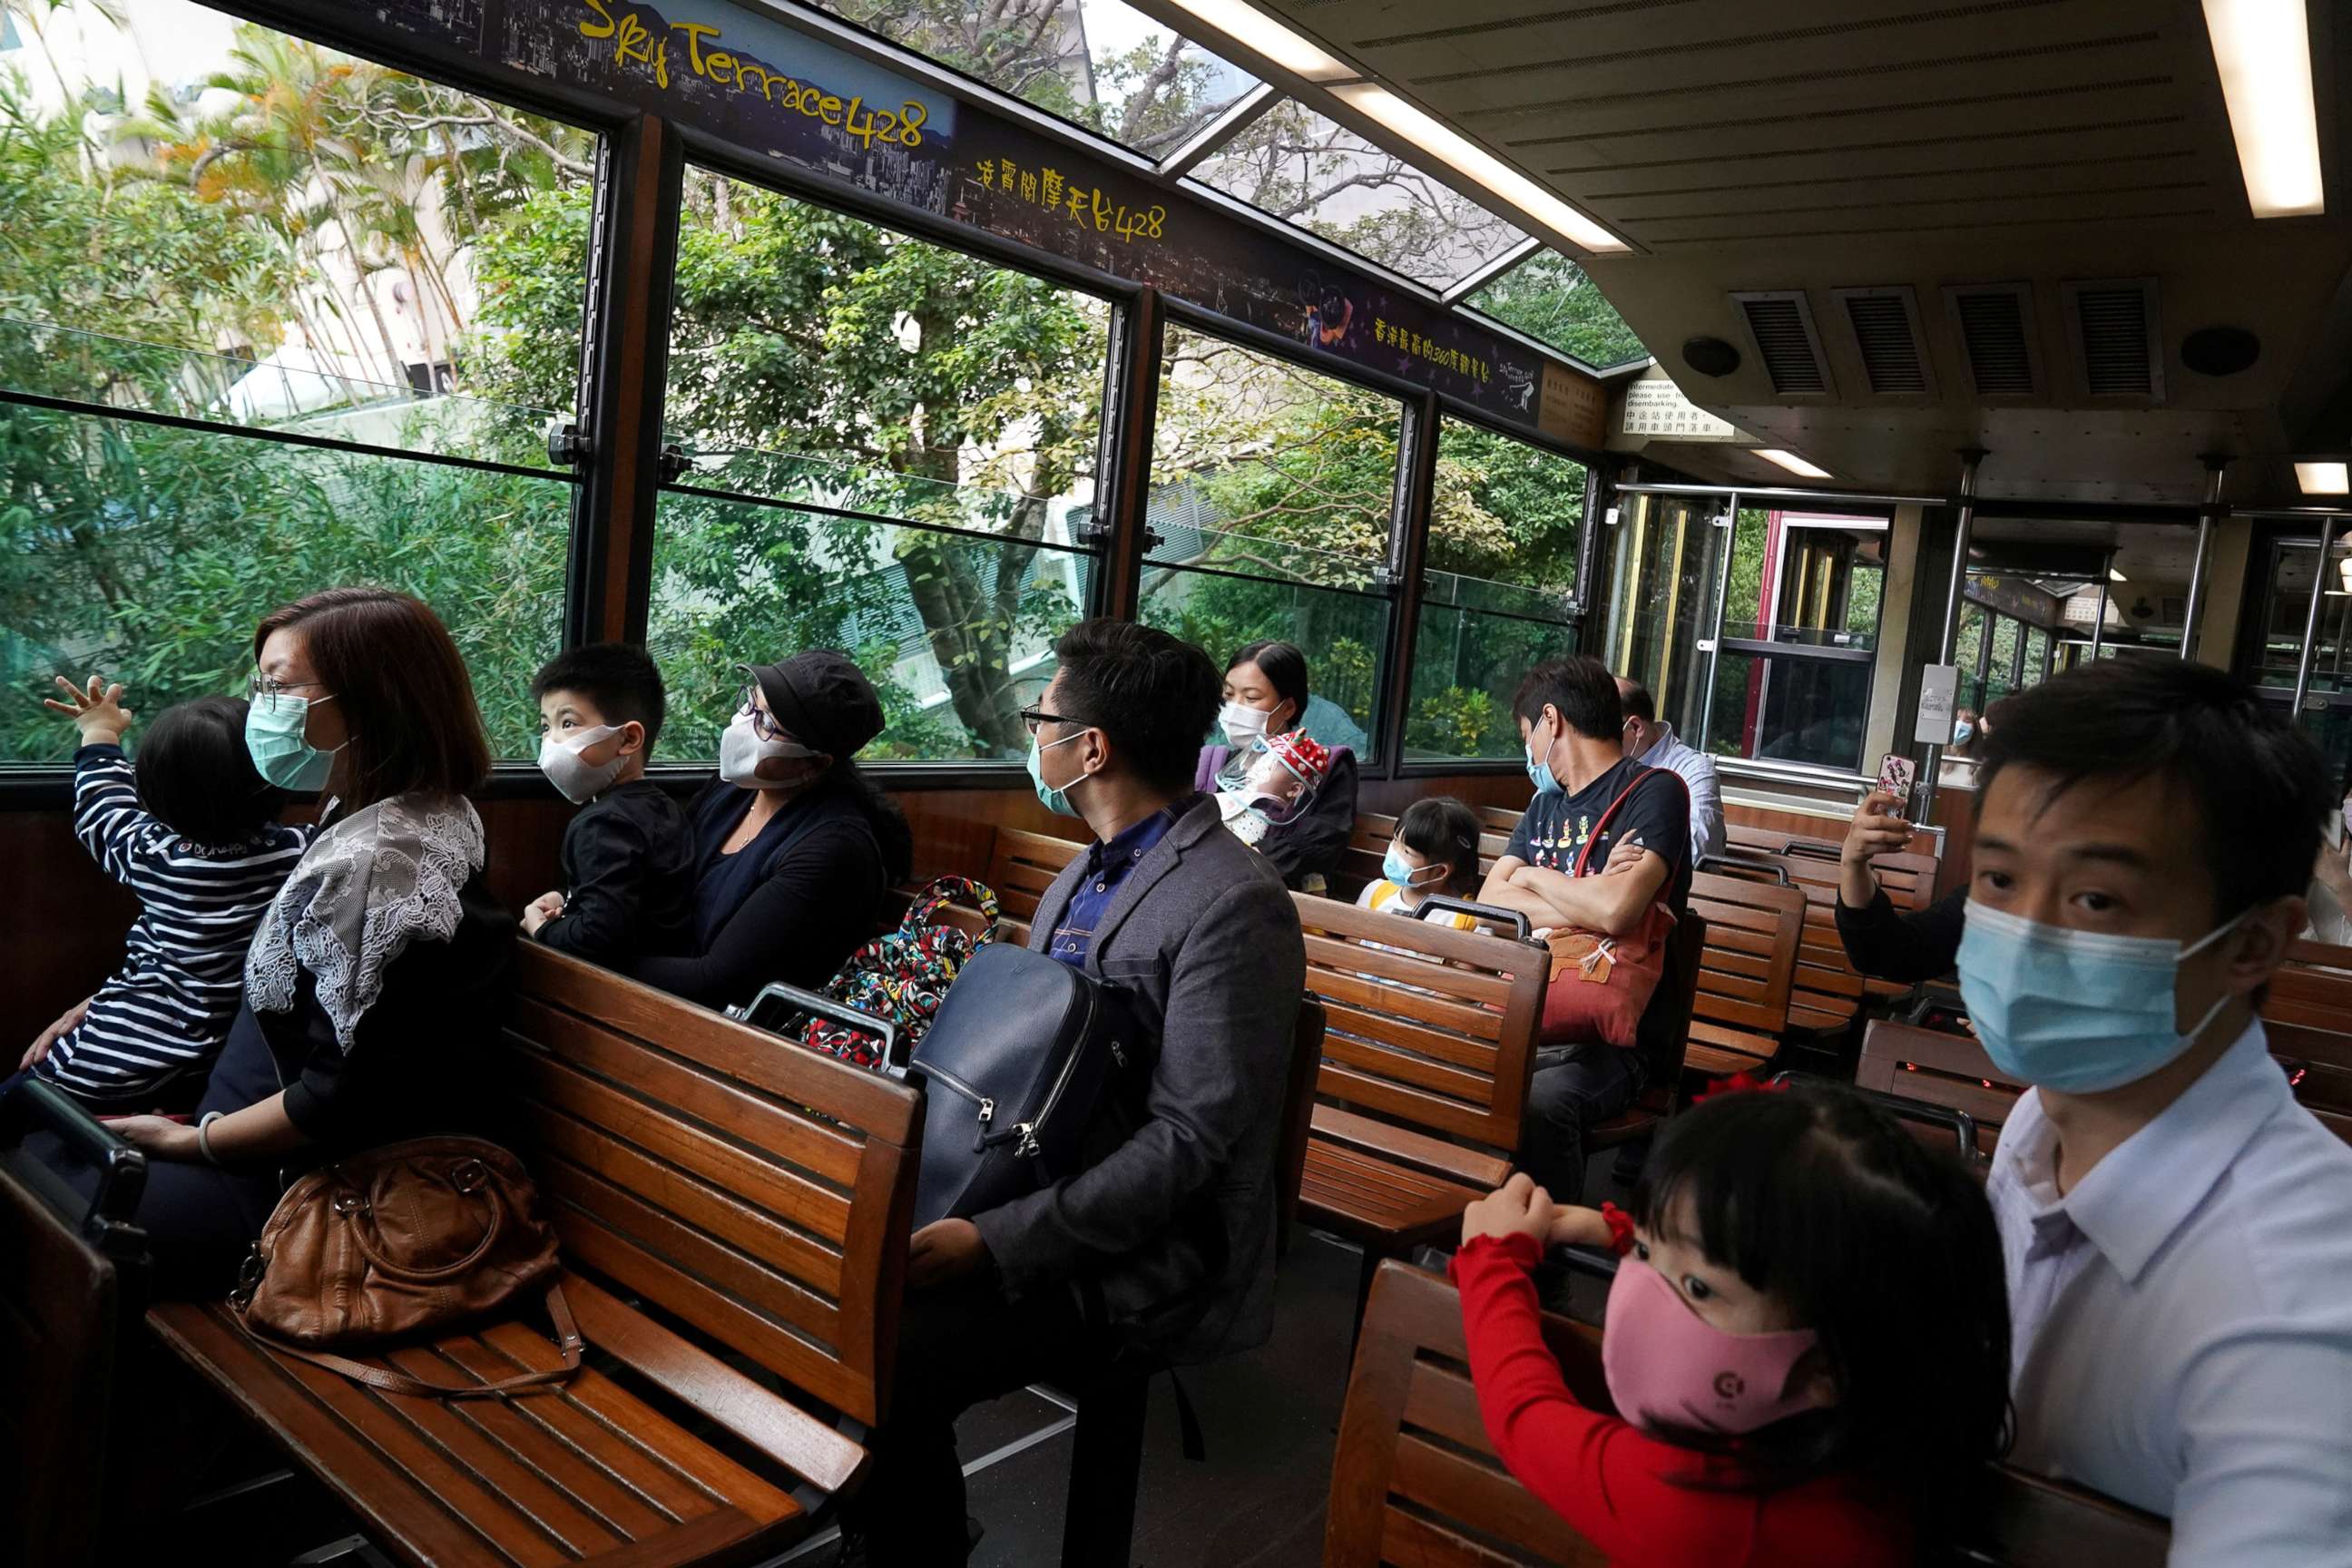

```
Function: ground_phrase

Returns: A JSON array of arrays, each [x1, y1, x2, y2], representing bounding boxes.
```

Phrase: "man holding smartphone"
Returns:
[[1834, 783, 1967, 982]]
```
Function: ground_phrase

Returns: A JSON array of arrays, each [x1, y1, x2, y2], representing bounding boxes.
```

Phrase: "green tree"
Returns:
[[1468, 251, 1646, 369]]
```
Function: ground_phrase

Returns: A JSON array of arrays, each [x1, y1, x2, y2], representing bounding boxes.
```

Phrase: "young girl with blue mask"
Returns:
[[1452, 1083, 2013, 1566], [1356, 796, 1481, 926]]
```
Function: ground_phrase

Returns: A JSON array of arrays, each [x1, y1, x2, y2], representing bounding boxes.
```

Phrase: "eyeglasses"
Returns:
[[248, 673, 332, 713], [1017, 706, 1085, 739], [736, 684, 789, 742]]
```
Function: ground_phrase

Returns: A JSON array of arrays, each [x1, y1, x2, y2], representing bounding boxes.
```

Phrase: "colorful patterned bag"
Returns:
[[799, 876, 1000, 1069]]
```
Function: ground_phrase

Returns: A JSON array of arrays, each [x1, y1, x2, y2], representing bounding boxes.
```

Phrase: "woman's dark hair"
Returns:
[[1514, 655, 1622, 740], [1054, 619, 1220, 793], [1630, 1083, 2012, 1539], [252, 588, 490, 807], [135, 695, 283, 848], [1975, 658, 2328, 924], [1227, 640, 1309, 729], [1397, 796, 1482, 895], [821, 756, 913, 885]]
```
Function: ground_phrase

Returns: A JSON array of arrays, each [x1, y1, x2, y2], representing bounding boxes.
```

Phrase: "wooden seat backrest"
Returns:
[[0, 1138, 128, 1568], [507, 945, 923, 1427], [2264, 939, 2352, 1115], [985, 828, 1085, 936], [1276, 998, 1329, 1250], [1857, 1020, 2022, 1156], [1292, 893, 1546, 1168], [1685, 870, 1805, 1037], [1327, 1259, 2168, 1568]]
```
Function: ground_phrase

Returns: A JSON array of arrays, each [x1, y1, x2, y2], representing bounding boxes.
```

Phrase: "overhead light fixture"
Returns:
[[2108, 566, 2128, 583], [2200, 0, 2325, 218], [1329, 83, 1630, 254], [2296, 460, 2349, 494], [1753, 448, 1831, 479], [1161, 0, 1357, 83]]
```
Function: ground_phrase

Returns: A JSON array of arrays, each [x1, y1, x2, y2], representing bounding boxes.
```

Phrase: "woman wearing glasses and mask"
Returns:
[[1191, 640, 1361, 892], [627, 652, 911, 1011], [61, 587, 514, 1297]]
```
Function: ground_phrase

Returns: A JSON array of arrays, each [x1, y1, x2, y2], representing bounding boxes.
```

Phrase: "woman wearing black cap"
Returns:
[[626, 651, 912, 1010]]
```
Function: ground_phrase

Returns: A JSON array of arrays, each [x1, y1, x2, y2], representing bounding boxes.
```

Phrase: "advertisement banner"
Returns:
[[340, 0, 1602, 442]]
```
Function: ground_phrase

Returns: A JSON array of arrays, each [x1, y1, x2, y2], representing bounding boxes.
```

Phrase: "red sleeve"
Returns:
[[1450, 1234, 1761, 1566]]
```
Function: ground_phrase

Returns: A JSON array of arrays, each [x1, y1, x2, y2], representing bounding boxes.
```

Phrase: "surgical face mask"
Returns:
[[1952, 720, 1976, 746], [245, 692, 341, 793], [1027, 727, 1093, 818], [1219, 700, 1279, 750], [1383, 843, 1444, 890], [1957, 900, 2245, 1094], [1524, 719, 1562, 797], [1601, 1258, 1829, 1436], [719, 712, 820, 790], [538, 724, 624, 805]]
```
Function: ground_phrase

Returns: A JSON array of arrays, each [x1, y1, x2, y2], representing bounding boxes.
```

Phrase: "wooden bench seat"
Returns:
[[909, 826, 1084, 948], [2264, 939, 2352, 1118], [1683, 869, 1807, 1076], [145, 945, 923, 1568], [1327, 1259, 2171, 1566]]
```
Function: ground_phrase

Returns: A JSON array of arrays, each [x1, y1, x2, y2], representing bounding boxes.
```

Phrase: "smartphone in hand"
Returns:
[[1877, 752, 1917, 811]]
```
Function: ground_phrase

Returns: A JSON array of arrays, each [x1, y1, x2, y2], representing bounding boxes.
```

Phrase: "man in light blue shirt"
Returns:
[[1962, 659, 2352, 1565], [1616, 677, 1723, 867]]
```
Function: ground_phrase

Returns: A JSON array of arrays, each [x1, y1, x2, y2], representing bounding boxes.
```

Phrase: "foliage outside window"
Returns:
[[1467, 251, 1647, 370], [0, 3, 588, 764], [808, 0, 1259, 158], [639, 171, 1109, 763], [1190, 101, 1529, 289], [1138, 326, 1408, 757], [1409, 419, 1585, 760]]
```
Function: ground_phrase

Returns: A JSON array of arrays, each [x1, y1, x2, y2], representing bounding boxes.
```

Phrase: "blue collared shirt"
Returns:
[[1635, 722, 1725, 867], [1989, 1018, 2352, 1563], [1048, 807, 1179, 969]]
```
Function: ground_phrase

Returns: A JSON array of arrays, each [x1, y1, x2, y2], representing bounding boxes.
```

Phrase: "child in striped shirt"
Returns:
[[16, 677, 309, 1111]]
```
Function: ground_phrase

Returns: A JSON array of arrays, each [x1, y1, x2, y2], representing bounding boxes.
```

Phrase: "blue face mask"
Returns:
[[1957, 901, 2243, 1094], [1382, 845, 1441, 890], [1525, 718, 1563, 797], [1026, 727, 1090, 818], [1952, 720, 1976, 746], [245, 691, 341, 793]]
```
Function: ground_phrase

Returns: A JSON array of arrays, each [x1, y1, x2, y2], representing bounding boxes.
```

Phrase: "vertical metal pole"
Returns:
[[1375, 390, 1440, 777], [1695, 491, 1740, 754], [1095, 287, 1163, 622], [2292, 516, 2343, 720], [2089, 553, 2112, 659], [1916, 449, 1984, 827], [2180, 459, 2224, 661]]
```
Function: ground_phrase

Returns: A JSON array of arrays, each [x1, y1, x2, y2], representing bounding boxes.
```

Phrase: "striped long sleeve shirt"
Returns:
[[34, 744, 310, 1107]]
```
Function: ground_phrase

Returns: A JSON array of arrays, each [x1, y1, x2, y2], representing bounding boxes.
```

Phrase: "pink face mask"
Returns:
[[1601, 1258, 1830, 1436]]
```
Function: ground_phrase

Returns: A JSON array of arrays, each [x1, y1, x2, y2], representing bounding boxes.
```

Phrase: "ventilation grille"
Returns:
[[1834, 287, 1933, 397], [1943, 283, 2040, 398], [2064, 279, 2163, 399], [1730, 291, 1832, 397]]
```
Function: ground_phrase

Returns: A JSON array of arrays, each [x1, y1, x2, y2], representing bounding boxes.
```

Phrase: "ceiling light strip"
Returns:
[[2200, 0, 2325, 217], [1754, 448, 1834, 480]]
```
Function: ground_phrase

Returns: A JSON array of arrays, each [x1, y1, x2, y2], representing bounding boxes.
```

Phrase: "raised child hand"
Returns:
[[44, 674, 133, 746]]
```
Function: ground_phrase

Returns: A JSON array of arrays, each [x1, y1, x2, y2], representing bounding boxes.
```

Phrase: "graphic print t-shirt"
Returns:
[[1504, 758, 1692, 913]]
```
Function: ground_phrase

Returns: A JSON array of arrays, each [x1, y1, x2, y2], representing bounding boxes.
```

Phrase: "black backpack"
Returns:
[[907, 942, 1148, 1230]]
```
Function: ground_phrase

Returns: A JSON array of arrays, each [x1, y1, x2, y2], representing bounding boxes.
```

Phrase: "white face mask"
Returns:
[[538, 724, 625, 805], [1220, 700, 1281, 750], [719, 712, 822, 790]]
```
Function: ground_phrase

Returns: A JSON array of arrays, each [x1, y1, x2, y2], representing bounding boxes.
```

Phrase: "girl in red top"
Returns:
[[1452, 1083, 2011, 1567]]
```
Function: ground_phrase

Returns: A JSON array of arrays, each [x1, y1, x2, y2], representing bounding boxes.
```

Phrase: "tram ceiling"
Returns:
[[1179, 0, 2350, 505]]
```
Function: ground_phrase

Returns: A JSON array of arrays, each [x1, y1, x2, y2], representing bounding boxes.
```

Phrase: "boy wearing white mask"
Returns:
[[522, 642, 696, 965], [1963, 659, 2352, 1564]]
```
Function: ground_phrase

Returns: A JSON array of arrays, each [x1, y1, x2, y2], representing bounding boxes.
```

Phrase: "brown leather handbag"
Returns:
[[231, 1136, 583, 1397]]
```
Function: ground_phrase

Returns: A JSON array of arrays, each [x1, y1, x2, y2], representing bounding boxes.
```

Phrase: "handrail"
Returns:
[[729, 981, 905, 1073], [1414, 895, 1532, 941], [0, 1074, 149, 1241], [1698, 852, 1790, 887]]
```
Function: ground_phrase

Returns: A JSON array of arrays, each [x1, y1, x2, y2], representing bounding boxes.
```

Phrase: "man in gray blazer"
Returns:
[[845, 619, 1306, 1565]]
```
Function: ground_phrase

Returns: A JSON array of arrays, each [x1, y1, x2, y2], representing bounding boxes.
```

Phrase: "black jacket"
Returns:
[[534, 779, 697, 966], [1834, 885, 1965, 985]]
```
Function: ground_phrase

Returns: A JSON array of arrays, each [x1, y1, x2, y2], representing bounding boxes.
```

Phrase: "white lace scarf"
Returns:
[[245, 795, 486, 1053]]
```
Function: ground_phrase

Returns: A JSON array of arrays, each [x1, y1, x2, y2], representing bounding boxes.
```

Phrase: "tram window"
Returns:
[[647, 172, 1110, 764], [1408, 419, 1584, 761], [0, 1, 591, 765], [1465, 251, 1649, 371], [1137, 325, 1400, 760], [1600, 495, 1725, 744]]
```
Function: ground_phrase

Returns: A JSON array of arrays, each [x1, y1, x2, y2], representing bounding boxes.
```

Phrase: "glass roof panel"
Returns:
[[1187, 100, 1531, 289], [1466, 251, 1648, 369], [807, 0, 1259, 158]]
